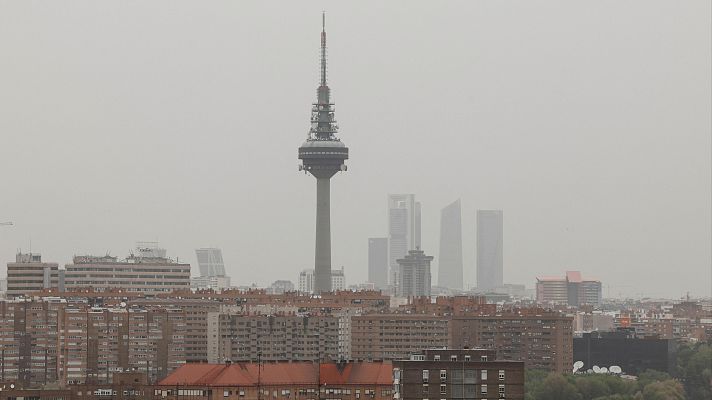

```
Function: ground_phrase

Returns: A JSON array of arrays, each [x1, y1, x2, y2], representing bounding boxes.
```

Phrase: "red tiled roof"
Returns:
[[159, 362, 393, 387]]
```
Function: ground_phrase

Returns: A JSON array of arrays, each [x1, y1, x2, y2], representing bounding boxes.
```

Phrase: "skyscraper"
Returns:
[[396, 249, 434, 298], [438, 199, 463, 289], [195, 248, 226, 277], [298, 14, 348, 293], [477, 210, 503, 291], [388, 194, 420, 287], [368, 238, 388, 289]]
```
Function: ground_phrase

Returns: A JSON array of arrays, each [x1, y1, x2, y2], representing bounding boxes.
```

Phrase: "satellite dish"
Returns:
[[610, 366, 622, 374], [574, 361, 584, 369], [593, 366, 601, 373], [586, 369, 593, 373], [600, 367, 608, 373]]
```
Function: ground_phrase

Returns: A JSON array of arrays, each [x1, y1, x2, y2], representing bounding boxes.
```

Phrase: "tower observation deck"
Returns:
[[298, 13, 348, 293]]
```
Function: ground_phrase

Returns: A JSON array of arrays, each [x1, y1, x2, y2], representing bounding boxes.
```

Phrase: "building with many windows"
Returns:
[[393, 349, 525, 400], [438, 199, 463, 290], [396, 249, 434, 298], [536, 271, 602, 306], [5, 253, 60, 297], [63, 249, 190, 294]]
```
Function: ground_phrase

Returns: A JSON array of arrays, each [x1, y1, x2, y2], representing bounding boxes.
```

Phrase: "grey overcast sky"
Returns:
[[0, 1, 710, 298]]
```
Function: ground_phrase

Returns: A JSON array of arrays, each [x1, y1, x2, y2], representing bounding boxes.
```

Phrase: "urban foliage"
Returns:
[[525, 369, 686, 400]]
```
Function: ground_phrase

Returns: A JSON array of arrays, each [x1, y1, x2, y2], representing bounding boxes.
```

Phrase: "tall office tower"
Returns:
[[396, 249, 434, 298], [195, 248, 226, 277], [368, 238, 388, 289], [6, 253, 60, 297], [438, 199, 463, 289], [298, 14, 349, 293], [477, 210, 503, 291], [388, 194, 420, 287]]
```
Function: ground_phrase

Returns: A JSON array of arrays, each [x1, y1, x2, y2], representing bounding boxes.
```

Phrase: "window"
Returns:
[[224, 390, 231, 397], [440, 385, 447, 395], [481, 385, 487, 395], [499, 384, 505, 398], [499, 370, 505, 381], [481, 356, 488, 362], [450, 355, 457, 361], [481, 370, 488, 380], [434, 355, 441, 361], [423, 369, 429, 382], [464, 355, 471, 361], [440, 370, 447, 382]]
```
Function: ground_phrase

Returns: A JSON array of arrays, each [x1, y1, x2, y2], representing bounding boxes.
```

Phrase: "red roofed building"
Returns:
[[153, 361, 394, 400]]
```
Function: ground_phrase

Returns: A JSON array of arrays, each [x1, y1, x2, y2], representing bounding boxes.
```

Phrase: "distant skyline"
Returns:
[[0, 1, 710, 297]]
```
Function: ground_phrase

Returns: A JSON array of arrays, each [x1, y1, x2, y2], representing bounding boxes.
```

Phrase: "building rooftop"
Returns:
[[158, 361, 393, 387]]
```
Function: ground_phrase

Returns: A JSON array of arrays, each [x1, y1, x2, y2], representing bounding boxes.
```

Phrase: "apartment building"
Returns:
[[393, 349, 525, 400], [57, 305, 186, 385], [351, 314, 450, 361], [155, 361, 394, 400], [450, 309, 574, 373], [0, 299, 63, 387], [206, 312, 339, 363]]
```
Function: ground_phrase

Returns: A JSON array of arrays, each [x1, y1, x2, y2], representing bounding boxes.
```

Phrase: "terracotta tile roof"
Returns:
[[159, 362, 393, 387]]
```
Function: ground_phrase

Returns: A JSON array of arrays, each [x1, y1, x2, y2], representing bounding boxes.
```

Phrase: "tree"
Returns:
[[641, 380, 686, 400], [637, 370, 673, 391], [576, 376, 611, 399], [533, 373, 582, 400], [680, 344, 711, 400], [524, 369, 549, 400]]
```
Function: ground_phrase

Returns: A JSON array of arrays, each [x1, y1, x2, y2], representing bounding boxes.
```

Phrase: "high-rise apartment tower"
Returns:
[[298, 14, 348, 293]]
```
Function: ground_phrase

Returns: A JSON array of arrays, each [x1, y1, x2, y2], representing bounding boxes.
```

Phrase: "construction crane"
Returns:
[[0, 222, 13, 227]]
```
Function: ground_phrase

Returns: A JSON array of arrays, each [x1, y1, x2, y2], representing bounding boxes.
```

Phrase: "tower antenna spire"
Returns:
[[320, 11, 327, 86]]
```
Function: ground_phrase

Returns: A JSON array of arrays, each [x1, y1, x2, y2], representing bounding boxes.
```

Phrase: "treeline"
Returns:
[[525, 342, 710, 400]]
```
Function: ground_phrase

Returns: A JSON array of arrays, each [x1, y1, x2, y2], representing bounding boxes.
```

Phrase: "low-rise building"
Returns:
[[155, 361, 394, 400], [6, 253, 60, 297], [393, 349, 525, 400]]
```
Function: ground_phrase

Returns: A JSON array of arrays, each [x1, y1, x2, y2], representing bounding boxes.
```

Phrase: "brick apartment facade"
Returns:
[[393, 349, 524, 400]]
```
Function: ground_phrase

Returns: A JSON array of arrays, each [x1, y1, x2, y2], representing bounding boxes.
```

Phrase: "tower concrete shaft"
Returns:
[[314, 178, 331, 292], [298, 13, 348, 293]]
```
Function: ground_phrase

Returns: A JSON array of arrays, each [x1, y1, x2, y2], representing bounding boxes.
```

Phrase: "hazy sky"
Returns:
[[1, 1, 710, 298]]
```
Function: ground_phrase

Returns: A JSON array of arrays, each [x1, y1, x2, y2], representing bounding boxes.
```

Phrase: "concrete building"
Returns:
[[298, 267, 346, 294], [195, 248, 226, 277], [396, 249, 434, 298], [190, 275, 231, 291], [393, 349, 525, 400], [268, 280, 295, 294], [156, 361, 394, 400], [450, 308, 574, 373], [536, 271, 602, 306], [63, 250, 190, 294], [388, 194, 421, 290], [574, 311, 616, 333], [368, 237, 388, 289], [477, 210, 503, 291], [297, 15, 349, 293], [438, 199, 463, 290], [351, 314, 450, 361], [206, 312, 339, 363], [6, 253, 60, 297]]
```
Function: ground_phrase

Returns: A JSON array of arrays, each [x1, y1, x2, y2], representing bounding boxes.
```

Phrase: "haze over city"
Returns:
[[0, 1, 710, 297]]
